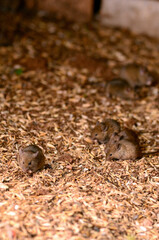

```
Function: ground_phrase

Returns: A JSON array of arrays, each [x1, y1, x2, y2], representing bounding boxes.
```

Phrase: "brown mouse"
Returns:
[[18, 145, 45, 173], [91, 119, 121, 144], [119, 63, 153, 87], [114, 127, 139, 143], [105, 138, 141, 160], [106, 78, 135, 100], [104, 126, 141, 160]]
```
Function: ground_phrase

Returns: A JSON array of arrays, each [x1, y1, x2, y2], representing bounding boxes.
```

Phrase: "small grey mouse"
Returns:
[[18, 145, 45, 173], [106, 78, 135, 100], [119, 63, 153, 87], [91, 119, 121, 144]]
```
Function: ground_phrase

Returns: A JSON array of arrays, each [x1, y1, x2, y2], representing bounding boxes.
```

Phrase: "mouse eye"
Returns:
[[95, 133, 98, 137], [119, 136, 124, 140], [109, 154, 112, 156], [28, 161, 32, 166]]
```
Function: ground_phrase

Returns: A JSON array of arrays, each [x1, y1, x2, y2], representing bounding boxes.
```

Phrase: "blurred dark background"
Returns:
[[0, 0, 97, 46]]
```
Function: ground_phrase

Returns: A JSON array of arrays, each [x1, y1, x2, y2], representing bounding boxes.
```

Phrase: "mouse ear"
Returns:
[[146, 76, 152, 85], [103, 125, 108, 131], [32, 151, 39, 158], [19, 148, 23, 155], [140, 67, 145, 75], [117, 144, 121, 150]]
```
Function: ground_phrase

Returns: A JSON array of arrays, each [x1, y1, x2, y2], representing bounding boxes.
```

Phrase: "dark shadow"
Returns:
[[93, 0, 102, 15]]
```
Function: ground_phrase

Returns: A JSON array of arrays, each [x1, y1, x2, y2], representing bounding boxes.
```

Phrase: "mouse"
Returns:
[[91, 119, 121, 144], [106, 78, 135, 100], [114, 127, 140, 143], [119, 63, 153, 88], [105, 138, 141, 160], [18, 145, 45, 173]]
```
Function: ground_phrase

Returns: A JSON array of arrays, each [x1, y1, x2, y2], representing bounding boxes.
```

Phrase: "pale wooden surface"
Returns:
[[100, 0, 159, 37]]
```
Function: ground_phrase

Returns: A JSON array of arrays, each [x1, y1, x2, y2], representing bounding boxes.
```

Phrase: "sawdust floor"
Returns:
[[0, 14, 159, 240]]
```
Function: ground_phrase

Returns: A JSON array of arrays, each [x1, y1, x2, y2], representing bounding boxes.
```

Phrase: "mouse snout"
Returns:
[[22, 166, 33, 173], [21, 166, 29, 172]]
